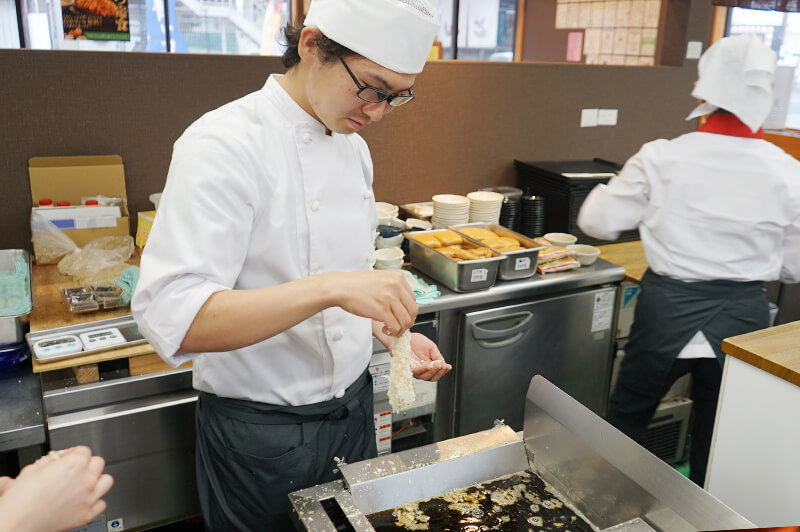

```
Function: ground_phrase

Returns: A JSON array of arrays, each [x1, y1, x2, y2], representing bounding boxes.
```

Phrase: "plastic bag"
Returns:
[[58, 235, 135, 284], [31, 212, 79, 264]]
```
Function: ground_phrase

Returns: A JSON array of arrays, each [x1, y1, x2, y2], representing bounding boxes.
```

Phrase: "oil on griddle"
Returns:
[[367, 469, 594, 531]]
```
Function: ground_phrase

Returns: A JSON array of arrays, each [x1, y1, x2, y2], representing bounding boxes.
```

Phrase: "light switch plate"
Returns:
[[598, 109, 618, 126], [686, 41, 703, 59], [581, 108, 599, 127]]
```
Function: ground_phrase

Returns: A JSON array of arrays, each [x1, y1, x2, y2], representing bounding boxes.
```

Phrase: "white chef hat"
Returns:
[[303, 0, 441, 74], [686, 33, 777, 133]]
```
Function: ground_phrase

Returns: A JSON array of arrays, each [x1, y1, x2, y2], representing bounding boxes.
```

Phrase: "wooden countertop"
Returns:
[[595, 241, 647, 283], [722, 321, 800, 387], [29, 254, 159, 373]]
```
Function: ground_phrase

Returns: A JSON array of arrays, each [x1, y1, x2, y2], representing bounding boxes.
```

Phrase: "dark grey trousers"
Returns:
[[195, 370, 376, 531]]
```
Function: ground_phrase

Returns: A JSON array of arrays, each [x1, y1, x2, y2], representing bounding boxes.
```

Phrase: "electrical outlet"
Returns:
[[598, 109, 618, 126], [581, 108, 599, 127]]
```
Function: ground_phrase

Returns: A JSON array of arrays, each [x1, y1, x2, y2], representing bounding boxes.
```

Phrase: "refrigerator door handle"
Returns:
[[471, 311, 534, 349]]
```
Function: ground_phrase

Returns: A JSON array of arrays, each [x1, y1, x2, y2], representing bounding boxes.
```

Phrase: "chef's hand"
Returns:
[[409, 333, 451, 382], [0, 446, 114, 532], [328, 270, 417, 335]]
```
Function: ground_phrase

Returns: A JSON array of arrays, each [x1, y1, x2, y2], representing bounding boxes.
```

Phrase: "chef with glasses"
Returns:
[[132, 0, 451, 529]]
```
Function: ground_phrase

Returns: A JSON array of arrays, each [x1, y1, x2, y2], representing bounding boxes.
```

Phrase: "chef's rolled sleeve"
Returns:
[[132, 131, 258, 364], [577, 149, 650, 241]]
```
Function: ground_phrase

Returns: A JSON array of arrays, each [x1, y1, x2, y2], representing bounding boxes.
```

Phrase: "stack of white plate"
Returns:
[[467, 190, 504, 223], [431, 194, 470, 229]]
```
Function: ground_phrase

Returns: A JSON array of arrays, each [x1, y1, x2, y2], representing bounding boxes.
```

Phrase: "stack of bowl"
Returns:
[[431, 194, 470, 229], [467, 190, 504, 224]]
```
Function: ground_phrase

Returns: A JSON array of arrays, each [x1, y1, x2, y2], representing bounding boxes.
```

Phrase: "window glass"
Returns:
[[728, 7, 800, 128], [428, 0, 455, 59], [0, 0, 21, 48], [20, 0, 164, 50], [171, 0, 289, 54], [456, 0, 517, 61]]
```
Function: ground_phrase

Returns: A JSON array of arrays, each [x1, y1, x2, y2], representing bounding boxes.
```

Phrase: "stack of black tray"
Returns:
[[514, 158, 640, 246]]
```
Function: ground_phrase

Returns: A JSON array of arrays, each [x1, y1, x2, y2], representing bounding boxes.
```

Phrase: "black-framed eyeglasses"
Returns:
[[336, 55, 415, 107]]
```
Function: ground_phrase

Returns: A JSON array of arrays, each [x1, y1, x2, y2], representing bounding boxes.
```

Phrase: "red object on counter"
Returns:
[[38, 198, 53, 207], [84, 200, 99, 205], [56, 201, 71, 206]]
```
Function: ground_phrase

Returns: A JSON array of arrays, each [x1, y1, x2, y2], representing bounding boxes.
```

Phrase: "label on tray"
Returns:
[[514, 257, 531, 271], [470, 268, 488, 283]]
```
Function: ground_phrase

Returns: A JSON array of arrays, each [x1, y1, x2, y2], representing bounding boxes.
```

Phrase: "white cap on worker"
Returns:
[[303, 0, 441, 74], [686, 33, 777, 133]]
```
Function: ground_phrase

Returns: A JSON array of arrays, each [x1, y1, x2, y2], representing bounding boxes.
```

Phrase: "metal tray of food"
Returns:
[[449, 223, 546, 281], [0, 249, 33, 346], [407, 229, 506, 293]]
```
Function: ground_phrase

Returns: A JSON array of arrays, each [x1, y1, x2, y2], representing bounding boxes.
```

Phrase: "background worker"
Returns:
[[132, 0, 451, 529], [577, 33, 800, 486]]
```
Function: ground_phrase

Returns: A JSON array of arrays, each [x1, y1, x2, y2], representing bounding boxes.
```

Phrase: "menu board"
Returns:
[[557, 0, 659, 65], [61, 0, 130, 41]]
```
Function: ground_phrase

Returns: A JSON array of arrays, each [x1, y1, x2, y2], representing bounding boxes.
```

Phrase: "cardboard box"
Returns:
[[29, 155, 130, 262]]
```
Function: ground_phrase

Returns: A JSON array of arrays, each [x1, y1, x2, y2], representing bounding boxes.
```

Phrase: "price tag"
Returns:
[[515, 257, 531, 271], [470, 268, 489, 283]]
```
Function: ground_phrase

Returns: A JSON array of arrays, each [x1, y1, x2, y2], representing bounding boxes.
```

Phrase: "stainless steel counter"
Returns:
[[0, 361, 45, 452], [413, 258, 625, 313]]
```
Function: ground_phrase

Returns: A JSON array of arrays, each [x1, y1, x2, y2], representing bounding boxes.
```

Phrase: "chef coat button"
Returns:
[[302, 133, 312, 144], [334, 389, 345, 399], [363, 190, 372, 199], [311, 200, 320, 212], [332, 330, 343, 342]]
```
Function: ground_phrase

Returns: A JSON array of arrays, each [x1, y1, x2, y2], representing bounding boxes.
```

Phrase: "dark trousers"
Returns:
[[195, 370, 377, 532], [606, 357, 722, 486]]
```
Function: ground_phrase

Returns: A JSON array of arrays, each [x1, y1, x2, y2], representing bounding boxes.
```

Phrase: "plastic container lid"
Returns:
[[56, 201, 71, 206], [38, 198, 53, 207], [85, 199, 99, 205]]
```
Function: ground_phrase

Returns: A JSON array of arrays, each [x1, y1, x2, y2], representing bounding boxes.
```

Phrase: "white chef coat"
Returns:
[[132, 75, 378, 406], [578, 131, 800, 284], [578, 130, 800, 359]]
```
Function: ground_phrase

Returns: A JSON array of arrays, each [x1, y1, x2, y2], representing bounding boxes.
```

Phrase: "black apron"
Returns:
[[617, 269, 770, 398], [195, 368, 377, 531]]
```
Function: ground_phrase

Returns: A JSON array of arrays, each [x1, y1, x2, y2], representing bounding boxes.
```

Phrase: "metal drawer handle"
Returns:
[[471, 311, 533, 343], [48, 394, 198, 430]]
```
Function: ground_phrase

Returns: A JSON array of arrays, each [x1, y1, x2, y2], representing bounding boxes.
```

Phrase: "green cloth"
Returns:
[[401, 270, 441, 305], [115, 266, 140, 305], [0, 256, 32, 317]]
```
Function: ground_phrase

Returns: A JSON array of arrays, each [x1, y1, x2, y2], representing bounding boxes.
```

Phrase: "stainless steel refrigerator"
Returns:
[[455, 284, 618, 436]]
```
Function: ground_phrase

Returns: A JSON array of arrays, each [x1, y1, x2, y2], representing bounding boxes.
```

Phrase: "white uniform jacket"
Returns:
[[132, 75, 378, 406], [578, 131, 800, 284]]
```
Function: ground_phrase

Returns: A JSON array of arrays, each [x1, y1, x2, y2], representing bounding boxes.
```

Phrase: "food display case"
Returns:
[[289, 376, 752, 531]]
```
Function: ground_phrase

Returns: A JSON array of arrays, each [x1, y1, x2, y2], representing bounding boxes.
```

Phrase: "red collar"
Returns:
[[697, 113, 764, 139]]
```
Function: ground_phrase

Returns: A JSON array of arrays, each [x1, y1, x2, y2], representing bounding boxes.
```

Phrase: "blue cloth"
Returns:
[[401, 270, 441, 305], [115, 266, 140, 305]]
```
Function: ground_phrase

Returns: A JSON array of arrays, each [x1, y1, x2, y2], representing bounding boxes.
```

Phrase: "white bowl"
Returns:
[[375, 247, 404, 262], [376, 202, 399, 218], [376, 234, 404, 249], [375, 259, 403, 270], [567, 244, 601, 265], [544, 232, 578, 247], [149, 192, 162, 209], [405, 218, 432, 231]]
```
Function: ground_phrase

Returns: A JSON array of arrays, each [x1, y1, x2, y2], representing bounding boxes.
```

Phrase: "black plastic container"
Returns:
[[514, 158, 639, 245]]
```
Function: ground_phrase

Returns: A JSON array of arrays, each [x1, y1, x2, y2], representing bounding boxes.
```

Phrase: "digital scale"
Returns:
[[27, 315, 147, 363]]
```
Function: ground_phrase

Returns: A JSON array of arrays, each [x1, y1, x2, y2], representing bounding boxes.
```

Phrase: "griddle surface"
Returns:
[[366, 469, 593, 531]]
